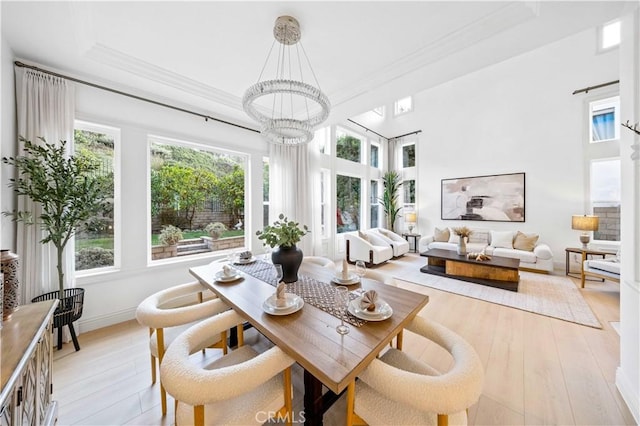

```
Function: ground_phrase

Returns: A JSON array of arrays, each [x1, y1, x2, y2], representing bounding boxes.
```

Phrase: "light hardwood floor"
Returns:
[[52, 265, 634, 425]]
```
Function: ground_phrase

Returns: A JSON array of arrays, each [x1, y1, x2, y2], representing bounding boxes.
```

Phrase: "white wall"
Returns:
[[616, 9, 639, 424], [389, 28, 619, 270]]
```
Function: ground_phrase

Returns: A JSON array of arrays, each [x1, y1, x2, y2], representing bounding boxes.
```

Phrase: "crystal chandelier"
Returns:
[[242, 16, 330, 145]]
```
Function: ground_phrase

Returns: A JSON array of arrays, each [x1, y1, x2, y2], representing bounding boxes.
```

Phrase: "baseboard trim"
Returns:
[[77, 307, 136, 333], [616, 366, 639, 424]]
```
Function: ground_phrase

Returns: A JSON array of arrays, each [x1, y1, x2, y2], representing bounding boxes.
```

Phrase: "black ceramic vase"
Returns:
[[272, 245, 303, 283]]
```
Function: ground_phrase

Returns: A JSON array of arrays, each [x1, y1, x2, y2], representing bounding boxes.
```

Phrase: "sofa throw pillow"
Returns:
[[434, 227, 450, 242], [468, 230, 490, 244], [491, 230, 514, 249], [513, 231, 539, 252], [358, 230, 369, 242], [447, 228, 459, 243]]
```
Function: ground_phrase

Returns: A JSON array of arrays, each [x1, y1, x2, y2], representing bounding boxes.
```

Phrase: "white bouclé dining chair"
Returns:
[[302, 256, 337, 269], [136, 281, 232, 416], [346, 316, 484, 426], [160, 309, 295, 426]]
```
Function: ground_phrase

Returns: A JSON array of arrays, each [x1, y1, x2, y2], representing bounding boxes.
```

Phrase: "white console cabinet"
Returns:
[[1, 300, 58, 425]]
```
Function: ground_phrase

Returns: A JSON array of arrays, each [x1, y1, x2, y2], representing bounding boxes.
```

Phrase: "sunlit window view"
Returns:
[[591, 159, 621, 241], [74, 124, 117, 272], [149, 137, 246, 260], [336, 175, 361, 233]]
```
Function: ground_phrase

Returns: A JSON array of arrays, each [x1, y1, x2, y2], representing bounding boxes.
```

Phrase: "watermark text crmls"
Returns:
[[255, 410, 306, 423]]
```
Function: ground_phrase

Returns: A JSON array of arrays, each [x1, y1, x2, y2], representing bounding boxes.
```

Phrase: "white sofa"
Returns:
[[419, 227, 554, 273], [582, 257, 620, 287], [345, 230, 394, 266]]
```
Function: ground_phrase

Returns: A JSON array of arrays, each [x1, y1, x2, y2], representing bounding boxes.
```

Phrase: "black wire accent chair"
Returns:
[[32, 288, 85, 351]]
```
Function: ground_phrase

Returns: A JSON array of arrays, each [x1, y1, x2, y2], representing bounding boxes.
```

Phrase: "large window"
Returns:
[[336, 175, 361, 233], [402, 143, 416, 167], [591, 159, 620, 241], [74, 122, 118, 272], [336, 129, 362, 163], [149, 136, 246, 260], [590, 96, 620, 143], [370, 180, 380, 228], [370, 143, 380, 168]]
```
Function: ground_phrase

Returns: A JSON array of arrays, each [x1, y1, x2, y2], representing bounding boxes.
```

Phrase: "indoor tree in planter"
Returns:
[[256, 213, 309, 283], [3, 137, 107, 350], [379, 171, 402, 232]]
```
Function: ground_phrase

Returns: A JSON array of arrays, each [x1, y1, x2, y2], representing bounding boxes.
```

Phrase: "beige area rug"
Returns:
[[377, 255, 602, 328]]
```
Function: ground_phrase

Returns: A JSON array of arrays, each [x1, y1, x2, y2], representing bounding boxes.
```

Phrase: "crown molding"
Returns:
[[85, 43, 243, 111], [329, 2, 540, 107]]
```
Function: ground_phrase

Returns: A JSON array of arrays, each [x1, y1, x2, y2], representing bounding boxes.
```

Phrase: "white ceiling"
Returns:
[[1, 1, 634, 133]]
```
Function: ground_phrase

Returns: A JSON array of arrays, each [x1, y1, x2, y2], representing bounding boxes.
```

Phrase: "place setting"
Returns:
[[332, 259, 366, 285], [347, 289, 393, 321], [262, 264, 304, 315], [231, 249, 257, 265], [214, 263, 244, 283]]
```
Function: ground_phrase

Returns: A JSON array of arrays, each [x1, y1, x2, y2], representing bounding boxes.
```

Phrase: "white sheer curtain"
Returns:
[[268, 143, 314, 255], [15, 66, 75, 304]]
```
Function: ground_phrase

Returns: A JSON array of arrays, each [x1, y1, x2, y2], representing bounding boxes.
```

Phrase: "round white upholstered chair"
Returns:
[[302, 256, 336, 269], [362, 270, 396, 286], [136, 281, 231, 416], [161, 309, 295, 426], [347, 316, 484, 426]]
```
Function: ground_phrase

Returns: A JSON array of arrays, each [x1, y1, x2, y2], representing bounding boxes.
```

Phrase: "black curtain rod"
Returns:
[[572, 80, 619, 95], [389, 130, 422, 140], [14, 61, 260, 134], [347, 118, 388, 140]]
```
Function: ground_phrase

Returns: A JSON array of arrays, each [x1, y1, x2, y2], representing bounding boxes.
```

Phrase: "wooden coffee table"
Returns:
[[420, 248, 520, 292]]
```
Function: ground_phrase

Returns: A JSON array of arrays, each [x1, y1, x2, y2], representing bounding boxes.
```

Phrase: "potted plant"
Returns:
[[256, 213, 309, 283], [205, 222, 227, 240], [158, 225, 183, 257], [379, 171, 402, 232], [3, 136, 108, 350]]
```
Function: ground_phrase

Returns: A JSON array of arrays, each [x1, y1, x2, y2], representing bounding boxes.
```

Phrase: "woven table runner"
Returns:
[[232, 259, 365, 327]]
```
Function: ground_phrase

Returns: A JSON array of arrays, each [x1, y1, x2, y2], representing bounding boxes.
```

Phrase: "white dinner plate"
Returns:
[[348, 297, 393, 321], [214, 270, 243, 282], [262, 293, 304, 315], [332, 273, 360, 285], [233, 256, 256, 265]]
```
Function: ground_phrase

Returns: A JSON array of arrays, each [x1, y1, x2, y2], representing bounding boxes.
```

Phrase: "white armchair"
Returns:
[[370, 228, 410, 257], [345, 231, 394, 266], [347, 317, 484, 426], [135, 281, 231, 415], [161, 309, 295, 425]]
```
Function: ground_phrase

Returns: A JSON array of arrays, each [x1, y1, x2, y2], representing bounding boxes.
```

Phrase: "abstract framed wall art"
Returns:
[[441, 172, 525, 222]]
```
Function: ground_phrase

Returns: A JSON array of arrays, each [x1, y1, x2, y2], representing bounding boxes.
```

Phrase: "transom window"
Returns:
[[394, 96, 413, 116], [601, 20, 621, 50], [336, 128, 363, 163], [590, 96, 620, 143]]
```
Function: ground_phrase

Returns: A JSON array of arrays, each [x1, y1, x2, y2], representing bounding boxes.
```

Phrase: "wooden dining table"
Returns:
[[189, 259, 429, 425]]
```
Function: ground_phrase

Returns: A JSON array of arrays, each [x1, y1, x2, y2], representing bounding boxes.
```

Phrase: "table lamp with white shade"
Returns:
[[405, 212, 417, 234], [571, 215, 599, 248]]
